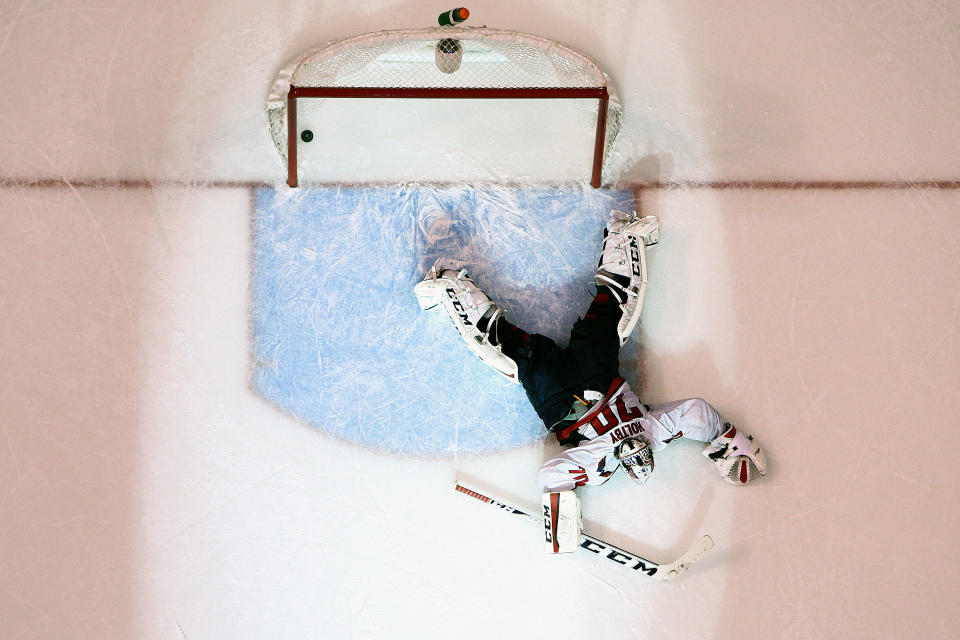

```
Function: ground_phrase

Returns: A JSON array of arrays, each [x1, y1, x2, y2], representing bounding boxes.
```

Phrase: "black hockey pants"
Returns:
[[497, 288, 623, 431]]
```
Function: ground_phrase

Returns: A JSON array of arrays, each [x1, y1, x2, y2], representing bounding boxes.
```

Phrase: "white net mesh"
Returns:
[[266, 27, 622, 183]]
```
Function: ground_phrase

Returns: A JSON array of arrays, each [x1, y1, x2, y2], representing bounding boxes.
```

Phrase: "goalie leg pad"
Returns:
[[542, 490, 582, 553], [413, 258, 520, 383], [595, 212, 659, 345]]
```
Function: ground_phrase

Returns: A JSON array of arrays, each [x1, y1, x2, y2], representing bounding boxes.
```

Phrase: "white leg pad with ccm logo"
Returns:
[[413, 258, 519, 383], [595, 212, 659, 345], [542, 491, 582, 554]]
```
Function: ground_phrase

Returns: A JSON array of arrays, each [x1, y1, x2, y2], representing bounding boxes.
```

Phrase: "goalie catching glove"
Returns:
[[702, 424, 768, 484]]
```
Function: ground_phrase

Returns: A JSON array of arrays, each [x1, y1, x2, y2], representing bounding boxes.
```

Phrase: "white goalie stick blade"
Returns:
[[454, 483, 714, 581], [652, 534, 715, 581]]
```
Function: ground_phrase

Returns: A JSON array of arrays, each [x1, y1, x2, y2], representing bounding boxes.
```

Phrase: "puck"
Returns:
[[301, 130, 314, 142]]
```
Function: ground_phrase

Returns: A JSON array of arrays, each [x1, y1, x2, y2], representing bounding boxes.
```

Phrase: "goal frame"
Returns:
[[269, 27, 621, 188], [285, 85, 610, 188]]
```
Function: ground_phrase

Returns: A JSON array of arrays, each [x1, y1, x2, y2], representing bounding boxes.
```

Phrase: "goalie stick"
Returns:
[[454, 482, 714, 581]]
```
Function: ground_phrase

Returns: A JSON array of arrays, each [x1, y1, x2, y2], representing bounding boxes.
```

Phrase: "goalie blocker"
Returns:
[[542, 490, 582, 553]]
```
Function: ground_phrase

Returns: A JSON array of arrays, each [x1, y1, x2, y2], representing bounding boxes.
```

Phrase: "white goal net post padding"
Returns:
[[266, 27, 622, 187]]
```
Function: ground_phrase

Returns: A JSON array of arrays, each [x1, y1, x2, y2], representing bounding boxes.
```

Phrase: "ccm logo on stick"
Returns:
[[580, 539, 656, 575]]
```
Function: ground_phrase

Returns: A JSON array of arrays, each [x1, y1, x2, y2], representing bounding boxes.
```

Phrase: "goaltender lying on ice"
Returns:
[[415, 210, 767, 557]]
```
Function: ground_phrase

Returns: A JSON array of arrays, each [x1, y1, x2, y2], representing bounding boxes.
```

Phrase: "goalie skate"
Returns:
[[414, 258, 519, 383], [595, 211, 659, 345]]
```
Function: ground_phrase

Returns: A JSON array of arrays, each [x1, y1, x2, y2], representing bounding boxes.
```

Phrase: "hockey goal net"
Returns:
[[266, 27, 621, 187]]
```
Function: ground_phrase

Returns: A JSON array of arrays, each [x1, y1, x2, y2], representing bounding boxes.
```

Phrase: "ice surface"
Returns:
[[1, 2, 959, 640], [252, 185, 635, 454]]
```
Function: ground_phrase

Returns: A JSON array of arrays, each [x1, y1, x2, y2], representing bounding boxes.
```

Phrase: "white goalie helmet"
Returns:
[[615, 436, 655, 485]]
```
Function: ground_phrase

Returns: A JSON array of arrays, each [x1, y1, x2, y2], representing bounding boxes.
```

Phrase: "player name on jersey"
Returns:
[[557, 377, 648, 444]]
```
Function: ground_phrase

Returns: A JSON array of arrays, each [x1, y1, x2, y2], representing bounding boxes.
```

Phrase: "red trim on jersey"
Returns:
[[555, 377, 626, 444], [550, 492, 560, 553], [568, 467, 589, 487]]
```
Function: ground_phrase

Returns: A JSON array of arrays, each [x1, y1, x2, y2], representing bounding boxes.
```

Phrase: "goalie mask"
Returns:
[[615, 436, 654, 485]]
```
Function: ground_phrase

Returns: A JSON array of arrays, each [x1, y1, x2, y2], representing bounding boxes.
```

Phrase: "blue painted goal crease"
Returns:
[[252, 185, 635, 456]]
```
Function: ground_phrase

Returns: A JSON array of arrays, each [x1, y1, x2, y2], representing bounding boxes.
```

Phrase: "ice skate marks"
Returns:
[[252, 185, 636, 455]]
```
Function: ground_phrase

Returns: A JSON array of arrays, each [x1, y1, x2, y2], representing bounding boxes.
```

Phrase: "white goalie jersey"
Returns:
[[538, 378, 728, 493]]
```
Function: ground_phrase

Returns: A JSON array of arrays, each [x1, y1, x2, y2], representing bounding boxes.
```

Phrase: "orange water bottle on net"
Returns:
[[438, 7, 469, 26]]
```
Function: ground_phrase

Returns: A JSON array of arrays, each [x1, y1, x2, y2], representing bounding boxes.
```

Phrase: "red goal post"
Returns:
[[266, 27, 621, 188]]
